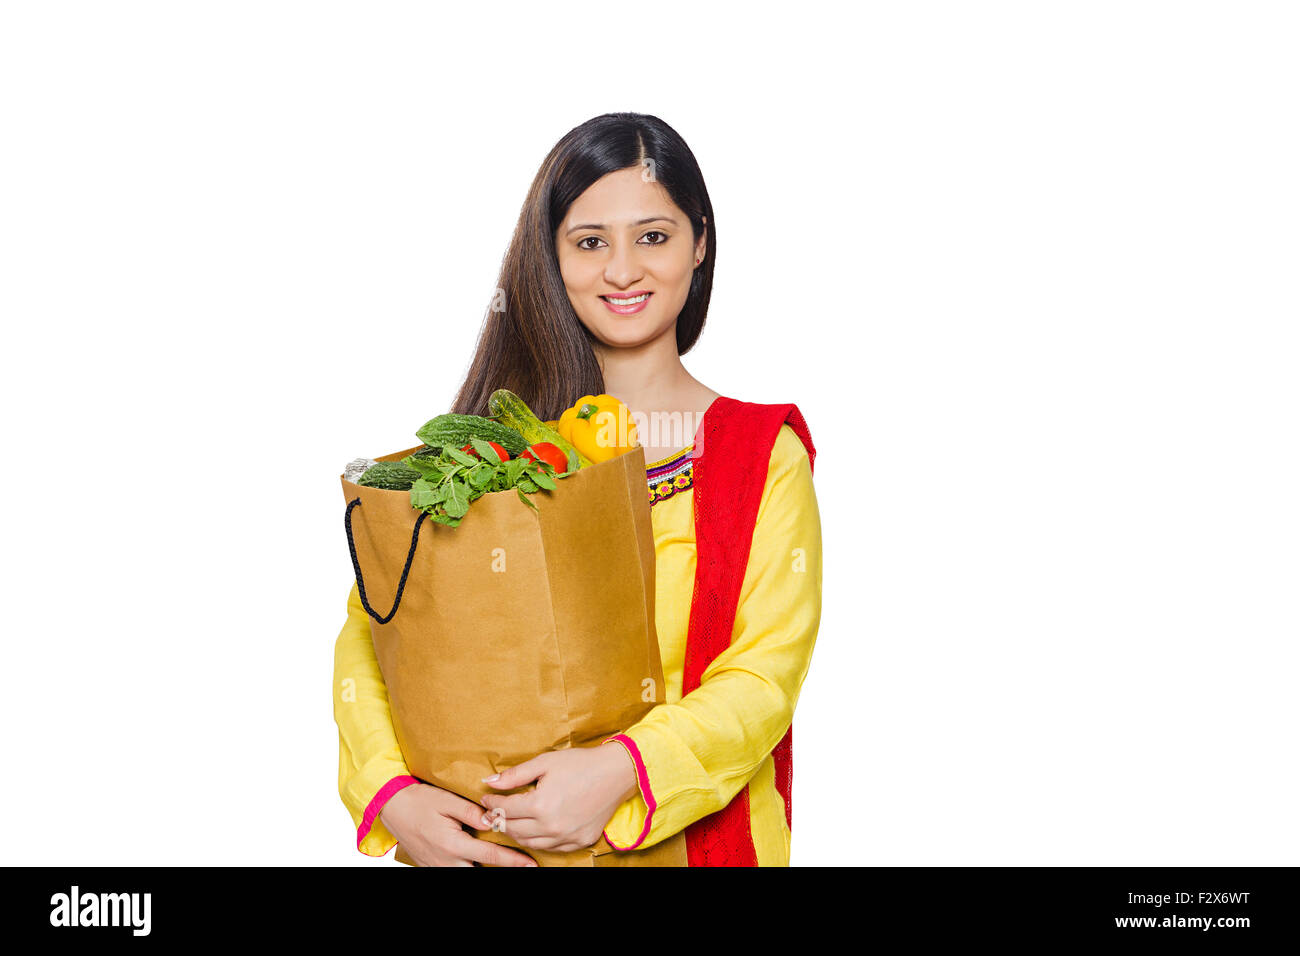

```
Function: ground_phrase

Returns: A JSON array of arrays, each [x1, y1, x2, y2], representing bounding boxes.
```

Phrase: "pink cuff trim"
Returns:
[[601, 734, 656, 851], [357, 774, 419, 854]]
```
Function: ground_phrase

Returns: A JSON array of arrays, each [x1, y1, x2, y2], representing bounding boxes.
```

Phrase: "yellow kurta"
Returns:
[[333, 423, 822, 865]]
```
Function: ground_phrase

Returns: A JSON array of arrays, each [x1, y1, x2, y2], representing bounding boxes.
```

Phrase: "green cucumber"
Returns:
[[488, 389, 593, 469]]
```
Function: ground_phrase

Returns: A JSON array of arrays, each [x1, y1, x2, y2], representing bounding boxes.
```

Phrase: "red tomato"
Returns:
[[520, 442, 568, 471]]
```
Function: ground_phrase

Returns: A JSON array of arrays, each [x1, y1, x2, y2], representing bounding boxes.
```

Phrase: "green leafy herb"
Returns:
[[398, 439, 572, 528], [443, 445, 478, 467], [469, 437, 503, 464]]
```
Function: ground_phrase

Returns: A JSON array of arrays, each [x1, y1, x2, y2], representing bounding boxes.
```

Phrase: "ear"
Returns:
[[695, 220, 708, 265]]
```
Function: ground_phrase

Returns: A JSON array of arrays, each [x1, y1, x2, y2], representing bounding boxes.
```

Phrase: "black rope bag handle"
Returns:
[[344, 496, 428, 624]]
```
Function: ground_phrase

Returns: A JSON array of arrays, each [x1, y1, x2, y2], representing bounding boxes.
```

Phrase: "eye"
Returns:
[[577, 236, 605, 250], [640, 231, 668, 245]]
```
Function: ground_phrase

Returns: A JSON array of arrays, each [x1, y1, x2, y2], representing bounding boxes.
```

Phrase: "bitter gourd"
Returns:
[[357, 460, 422, 490], [415, 414, 528, 456]]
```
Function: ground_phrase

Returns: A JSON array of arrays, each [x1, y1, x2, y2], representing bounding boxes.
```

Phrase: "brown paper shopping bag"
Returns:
[[342, 444, 687, 867]]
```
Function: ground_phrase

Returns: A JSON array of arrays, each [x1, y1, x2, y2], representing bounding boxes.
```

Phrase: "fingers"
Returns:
[[482, 753, 550, 791], [443, 795, 496, 831], [457, 832, 537, 867], [476, 806, 570, 851], [481, 814, 546, 842], [479, 790, 537, 821], [469, 813, 575, 852]]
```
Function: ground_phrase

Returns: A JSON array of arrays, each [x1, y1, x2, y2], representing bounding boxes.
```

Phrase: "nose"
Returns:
[[603, 241, 643, 288]]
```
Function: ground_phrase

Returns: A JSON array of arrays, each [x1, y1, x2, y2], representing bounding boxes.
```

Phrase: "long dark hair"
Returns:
[[450, 112, 716, 422]]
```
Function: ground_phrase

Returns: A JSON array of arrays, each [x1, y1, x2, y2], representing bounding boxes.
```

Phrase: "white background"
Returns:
[[1, 2, 1296, 866]]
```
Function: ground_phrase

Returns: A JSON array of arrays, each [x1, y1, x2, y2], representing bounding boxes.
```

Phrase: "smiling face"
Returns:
[[554, 166, 707, 350]]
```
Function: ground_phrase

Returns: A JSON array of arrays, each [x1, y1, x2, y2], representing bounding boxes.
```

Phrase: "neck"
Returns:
[[592, 329, 698, 414]]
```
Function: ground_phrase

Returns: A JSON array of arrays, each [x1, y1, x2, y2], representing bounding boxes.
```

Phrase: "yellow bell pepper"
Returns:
[[557, 394, 638, 463]]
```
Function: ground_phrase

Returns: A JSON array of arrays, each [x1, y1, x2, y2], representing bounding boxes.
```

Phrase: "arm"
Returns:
[[602, 425, 823, 850], [334, 583, 541, 866], [333, 581, 418, 857]]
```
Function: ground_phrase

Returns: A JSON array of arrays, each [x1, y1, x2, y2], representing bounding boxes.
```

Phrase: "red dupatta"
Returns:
[[681, 397, 817, 866]]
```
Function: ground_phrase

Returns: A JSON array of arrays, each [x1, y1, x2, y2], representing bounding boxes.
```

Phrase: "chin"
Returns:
[[591, 317, 661, 347]]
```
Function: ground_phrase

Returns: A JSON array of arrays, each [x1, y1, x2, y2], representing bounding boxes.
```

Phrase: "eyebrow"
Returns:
[[565, 216, 678, 236]]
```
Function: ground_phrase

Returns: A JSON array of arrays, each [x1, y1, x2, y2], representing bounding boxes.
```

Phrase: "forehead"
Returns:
[[563, 167, 678, 224]]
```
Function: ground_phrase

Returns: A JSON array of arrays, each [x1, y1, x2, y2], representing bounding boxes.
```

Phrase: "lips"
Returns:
[[600, 291, 653, 315]]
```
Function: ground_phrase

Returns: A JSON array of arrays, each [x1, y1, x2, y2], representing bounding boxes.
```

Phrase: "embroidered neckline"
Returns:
[[646, 444, 695, 507]]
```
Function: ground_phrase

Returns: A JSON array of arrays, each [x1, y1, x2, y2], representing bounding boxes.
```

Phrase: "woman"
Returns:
[[333, 112, 822, 866]]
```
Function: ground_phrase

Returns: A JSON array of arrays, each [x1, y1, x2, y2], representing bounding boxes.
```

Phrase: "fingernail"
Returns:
[[481, 814, 492, 827], [482, 773, 500, 782], [526, 861, 538, 867]]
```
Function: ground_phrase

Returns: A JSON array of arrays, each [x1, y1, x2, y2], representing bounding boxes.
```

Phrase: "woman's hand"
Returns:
[[380, 782, 538, 867], [478, 742, 640, 853]]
